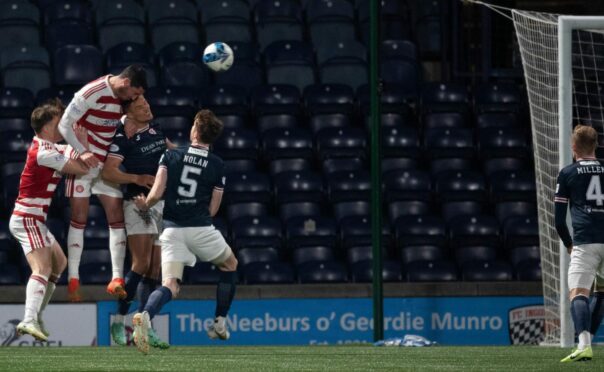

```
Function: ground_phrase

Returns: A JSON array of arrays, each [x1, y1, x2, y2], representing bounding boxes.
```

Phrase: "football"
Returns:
[[202, 42, 234, 72]]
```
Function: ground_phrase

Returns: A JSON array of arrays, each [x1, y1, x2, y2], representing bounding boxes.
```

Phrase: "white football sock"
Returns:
[[109, 223, 126, 279], [24, 275, 48, 323], [578, 330, 591, 350], [113, 314, 124, 325], [39, 279, 57, 313], [67, 221, 85, 279]]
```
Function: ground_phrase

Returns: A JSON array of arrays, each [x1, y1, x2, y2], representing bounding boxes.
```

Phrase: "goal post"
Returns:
[[513, 10, 604, 347]]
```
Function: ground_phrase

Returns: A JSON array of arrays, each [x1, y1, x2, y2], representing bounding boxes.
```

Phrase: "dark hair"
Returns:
[[194, 110, 223, 144], [31, 100, 63, 134], [121, 98, 134, 113], [118, 64, 148, 90]]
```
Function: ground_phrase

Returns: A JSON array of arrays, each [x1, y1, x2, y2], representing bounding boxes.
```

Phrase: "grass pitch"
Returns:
[[0, 345, 603, 371]]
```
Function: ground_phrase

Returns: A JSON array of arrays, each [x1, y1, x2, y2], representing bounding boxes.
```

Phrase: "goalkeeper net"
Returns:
[[512, 10, 604, 346]]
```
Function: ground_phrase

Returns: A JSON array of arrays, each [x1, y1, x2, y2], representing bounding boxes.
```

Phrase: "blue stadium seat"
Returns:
[[474, 83, 522, 114], [297, 261, 348, 283], [148, 0, 198, 52], [145, 86, 196, 116], [482, 157, 526, 178], [1, 130, 32, 163], [274, 170, 323, 204], [339, 216, 375, 248], [495, 201, 536, 224], [435, 170, 486, 203], [489, 170, 536, 202], [441, 201, 483, 223], [423, 112, 466, 130], [37, 86, 78, 106], [319, 59, 368, 90], [257, 20, 303, 50], [186, 262, 221, 284], [0, 87, 34, 118], [161, 63, 209, 88], [251, 84, 300, 115], [304, 84, 355, 116], [383, 169, 431, 203], [214, 128, 259, 160], [515, 259, 541, 281], [415, 16, 441, 59], [153, 115, 191, 132], [306, 0, 354, 21], [0, 263, 22, 284], [224, 159, 257, 173], [224, 41, 259, 63], [503, 216, 539, 250], [424, 128, 474, 160], [244, 261, 295, 284], [448, 215, 500, 249], [462, 260, 513, 281], [333, 201, 370, 222], [395, 215, 446, 248], [381, 40, 417, 61], [46, 217, 66, 244], [226, 202, 268, 222], [254, 0, 302, 23], [285, 216, 337, 249], [322, 157, 364, 175], [316, 39, 367, 66], [0, 118, 28, 132], [54, 45, 103, 86], [476, 113, 519, 130], [214, 60, 264, 92], [200, 85, 248, 115], [421, 82, 469, 114], [358, 0, 412, 43], [230, 216, 281, 249], [279, 202, 321, 223], [430, 158, 472, 178], [292, 246, 335, 266], [388, 201, 431, 222], [358, 83, 416, 113], [309, 114, 350, 135], [0, 46, 51, 95], [80, 262, 112, 284], [316, 127, 366, 160], [346, 245, 375, 265], [237, 247, 280, 267], [106, 42, 154, 70], [158, 42, 200, 67], [478, 127, 527, 159], [382, 127, 420, 158], [45, 21, 93, 52], [97, 2, 145, 52], [327, 170, 370, 202], [204, 18, 251, 44], [509, 246, 540, 268], [401, 245, 445, 266], [350, 260, 402, 283], [0, 1, 40, 48], [201, 0, 250, 23], [44, 0, 92, 25], [406, 261, 457, 282], [262, 128, 313, 160], [382, 157, 417, 173], [269, 158, 310, 175], [223, 171, 271, 205], [455, 246, 497, 266], [380, 59, 420, 90]]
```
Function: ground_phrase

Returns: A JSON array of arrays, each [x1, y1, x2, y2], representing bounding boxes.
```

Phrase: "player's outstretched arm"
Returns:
[[60, 159, 90, 176], [134, 166, 167, 211], [102, 156, 155, 187]]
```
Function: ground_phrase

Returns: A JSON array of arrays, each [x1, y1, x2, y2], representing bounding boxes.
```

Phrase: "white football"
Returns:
[[202, 42, 234, 72]]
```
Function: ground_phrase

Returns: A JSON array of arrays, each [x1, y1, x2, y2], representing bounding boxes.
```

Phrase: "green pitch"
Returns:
[[1, 346, 604, 371]]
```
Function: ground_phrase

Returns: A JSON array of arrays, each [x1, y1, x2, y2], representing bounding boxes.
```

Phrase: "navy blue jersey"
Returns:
[[555, 158, 604, 246], [108, 122, 167, 199], [159, 145, 225, 228]]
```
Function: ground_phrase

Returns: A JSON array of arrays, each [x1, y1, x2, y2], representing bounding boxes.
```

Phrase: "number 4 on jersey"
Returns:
[[586, 175, 604, 206]]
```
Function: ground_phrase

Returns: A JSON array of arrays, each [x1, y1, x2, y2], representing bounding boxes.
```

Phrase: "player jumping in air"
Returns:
[[131, 110, 238, 354], [556, 125, 604, 362], [102, 96, 172, 348], [10, 101, 90, 340], [58, 65, 147, 301]]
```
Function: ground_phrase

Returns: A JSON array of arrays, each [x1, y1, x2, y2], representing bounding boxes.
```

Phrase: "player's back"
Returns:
[[557, 158, 604, 244], [161, 144, 225, 228]]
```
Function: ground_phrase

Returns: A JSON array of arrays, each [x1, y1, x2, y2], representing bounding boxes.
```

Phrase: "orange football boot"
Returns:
[[106, 278, 127, 299], [68, 278, 82, 302]]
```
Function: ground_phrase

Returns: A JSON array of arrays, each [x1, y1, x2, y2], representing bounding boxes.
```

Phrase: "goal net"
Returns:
[[513, 10, 604, 347]]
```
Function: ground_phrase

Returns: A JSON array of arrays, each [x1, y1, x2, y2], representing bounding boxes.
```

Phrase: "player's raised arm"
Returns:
[[58, 94, 99, 168]]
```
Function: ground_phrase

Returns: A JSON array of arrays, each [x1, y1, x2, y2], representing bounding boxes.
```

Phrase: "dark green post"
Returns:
[[370, 0, 383, 342]]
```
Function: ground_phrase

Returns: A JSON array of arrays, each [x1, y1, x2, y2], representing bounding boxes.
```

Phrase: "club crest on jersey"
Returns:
[[149, 128, 157, 135], [109, 144, 119, 152]]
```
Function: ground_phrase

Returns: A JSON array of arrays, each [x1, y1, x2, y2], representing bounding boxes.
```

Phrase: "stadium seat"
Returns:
[[237, 247, 280, 267], [285, 216, 337, 249], [269, 158, 310, 175], [350, 260, 402, 283], [214, 61, 264, 92], [213, 128, 259, 160], [158, 42, 201, 67], [322, 157, 364, 175], [226, 202, 268, 222], [441, 201, 483, 222], [200, 85, 248, 115], [509, 246, 540, 268], [357, 83, 416, 113], [309, 114, 351, 135], [186, 262, 221, 284], [106, 42, 154, 70], [395, 215, 447, 248], [489, 170, 537, 202], [448, 214, 500, 249], [79, 262, 112, 284], [503, 216, 539, 250], [45, 21, 93, 52], [1, 130, 32, 163], [333, 201, 370, 222], [388, 201, 431, 222], [279, 202, 321, 223], [478, 127, 527, 159], [262, 128, 313, 160], [223, 171, 271, 205], [382, 127, 420, 158], [358, 0, 412, 43], [319, 59, 368, 91], [382, 169, 431, 203], [380, 59, 420, 90], [223, 159, 256, 174], [0, 1, 40, 48], [316, 127, 366, 160], [421, 82, 470, 114], [274, 170, 323, 204], [515, 259, 541, 281], [462, 260, 513, 281], [381, 40, 418, 62], [80, 249, 111, 266], [423, 112, 466, 130], [435, 170, 486, 203], [0, 118, 28, 132], [338, 216, 376, 248], [0, 46, 51, 95], [309, 21, 356, 54], [345, 245, 374, 265], [415, 16, 441, 59], [297, 261, 348, 283], [292, 246, 335, 266], [244, 262, 295, 284], [327, 170, 371, 202], [145, 86, 196, 117], [266, 61, 316, 92], [54, 45, 103, 86], [0, 87, 34, 118], [0, 263, 22, 284], [257, 19, 304, 50], [482, 157, 526, 178], [401, 245, 445, 266], [382, 157, 417, 173], [424, 128, 474, 159], [161, 62, 209, 88], [406, 261, 457, 282], [201, 0, 250, 23], [225, 41, 259, 63], [204, 18, 251, 44], [306, 0, 354, 21], [251, 84, 301, 116], [495, 201, 536, 224], [430, 158, 473, 178], [44, 0, 92, 25], [148, 0, 199, 51], [230, 216, 282, 249], [474, 83, 522, 114], [315, 39, 367, 66], [304, 84, 355, 116], [455, 246, 497, 266], [476, 113, 519, 130]]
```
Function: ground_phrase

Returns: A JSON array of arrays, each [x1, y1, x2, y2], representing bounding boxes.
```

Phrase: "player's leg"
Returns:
[[143, 242, 169, 349], [66, 195, 89, 302], [208, 249, 238, 340], [97, 193, 127, 299], [561, 244, 597, 362], [591, 274, 604, 336], [38, 239, 67, 337]]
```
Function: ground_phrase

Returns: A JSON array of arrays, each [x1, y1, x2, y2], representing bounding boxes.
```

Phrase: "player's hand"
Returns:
[[132, 194, 149, 211], [74, 125, 89, 150], [135, 174, 155, 189], [79, 151, 100, 168]]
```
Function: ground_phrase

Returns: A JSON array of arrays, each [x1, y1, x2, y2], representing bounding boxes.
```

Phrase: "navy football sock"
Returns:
[[117, 271, 142, 315], [144, 286, 172, 319], [136, 277, 159, 313], [590, 292, 604, 335], [215, 271, 237, 318], [571, 295, 591, 335]]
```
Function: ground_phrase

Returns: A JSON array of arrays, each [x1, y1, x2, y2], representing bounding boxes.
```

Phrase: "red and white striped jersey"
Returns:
[[64, 75, 123, 162], [12, 137, 68, 222]]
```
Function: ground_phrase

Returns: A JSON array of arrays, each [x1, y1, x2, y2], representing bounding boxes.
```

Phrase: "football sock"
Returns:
[[215, 271, 237, 318], [590, 292, 604, 335], [571, 295, 591, 349], [24, 274, 48, 323], [39, 274, 59, 314], [109, 222, 126, 279], [144, 286, 172, 319], [137, 277, 159, 312], [67, 221, 85, 279], [117, 271, 143, 315]]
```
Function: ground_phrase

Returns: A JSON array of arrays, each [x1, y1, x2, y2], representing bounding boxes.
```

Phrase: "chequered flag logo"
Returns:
[[508, 305, 545, 345]]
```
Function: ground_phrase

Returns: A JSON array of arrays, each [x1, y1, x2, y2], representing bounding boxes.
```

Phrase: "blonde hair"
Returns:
[[573, 125, 598, 155]]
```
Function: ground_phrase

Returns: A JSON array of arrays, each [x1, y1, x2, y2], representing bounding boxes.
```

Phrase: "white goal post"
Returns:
[[513, 11, 604, 347]]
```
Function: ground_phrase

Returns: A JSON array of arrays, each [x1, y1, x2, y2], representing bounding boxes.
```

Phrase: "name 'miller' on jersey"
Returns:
[[66, 75, 122, 162], [555, 158, 604, 245], [160, 145, 225, 228]]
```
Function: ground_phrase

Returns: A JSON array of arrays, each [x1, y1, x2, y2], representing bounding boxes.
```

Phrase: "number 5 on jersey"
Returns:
[[178, 165, 201, 197]]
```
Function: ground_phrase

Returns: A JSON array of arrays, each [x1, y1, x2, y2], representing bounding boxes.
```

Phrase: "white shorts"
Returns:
[[124, 200, 164, 237], [568, 243, 604, 290], [64, 147, 122, 198], [159, 226, 229, 267], [9, 215, 56, 255]]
